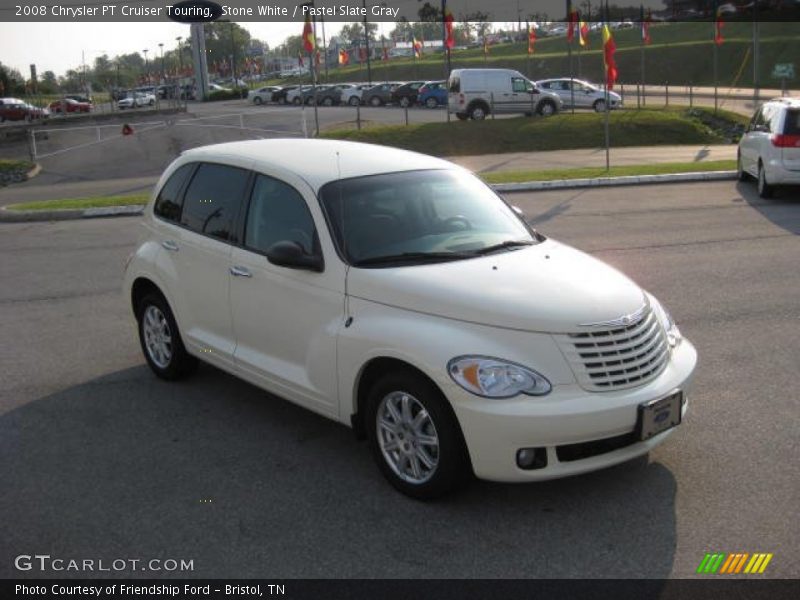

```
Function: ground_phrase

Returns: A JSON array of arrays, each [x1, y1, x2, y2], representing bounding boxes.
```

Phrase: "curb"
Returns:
[[0, 170, 738, 223], [0, 204, 144, 223], [492, 170, 737, 192]]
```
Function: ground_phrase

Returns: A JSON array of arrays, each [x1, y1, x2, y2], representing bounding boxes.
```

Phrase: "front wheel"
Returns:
[[399, 97, 410, 108], [369, 96, 382, 107], [469, 104, 488, 120], [425, 97, 439, 109], [348, 96, 360, 106], [322, 96, 334, 106], [292, 97, 301, 105], [538, 100, 557, 116], [137, 293, 196, 380], [366, 370, 471, 499], [593, 99, 607, 113], [253, 96, 263, 105]]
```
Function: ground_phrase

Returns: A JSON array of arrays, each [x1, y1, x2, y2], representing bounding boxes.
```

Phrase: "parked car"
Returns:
[[270, 85, 299, 105], [391, 81, 426, 107], [124, 138, 697, 499], [311, 85, 342, 106], [417, 80, 448, 108], [343, 83, 375, 106], [49, 98, 92, 114], [64, 93, 93, 104], [208, 83, 231, 93], [737, 97, 800, 198], [0, 99, 48, 122], [536, 78, 622, 112], [362, 82, 401, 107], [286, 86, 312, 105], [448, 68, 562, 120], [248, 86, 280, 105], [118, 92, 156, 109]]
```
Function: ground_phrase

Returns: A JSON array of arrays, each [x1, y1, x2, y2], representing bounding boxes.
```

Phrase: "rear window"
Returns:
[[154, 164, 194, 222], [448, 76, 460, 93], [783, 109, 800, 135]]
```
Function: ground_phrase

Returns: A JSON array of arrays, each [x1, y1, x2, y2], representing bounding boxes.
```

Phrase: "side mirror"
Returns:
[[266, 240, 323, 272]]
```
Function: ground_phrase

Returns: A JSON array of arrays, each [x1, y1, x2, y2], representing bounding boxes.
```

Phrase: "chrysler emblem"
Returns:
[[579, 304, 647, 328]]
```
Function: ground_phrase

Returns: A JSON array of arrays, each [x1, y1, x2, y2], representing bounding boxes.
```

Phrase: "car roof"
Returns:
[[181, 139, 460, 192], [765, 97, 800, 108]]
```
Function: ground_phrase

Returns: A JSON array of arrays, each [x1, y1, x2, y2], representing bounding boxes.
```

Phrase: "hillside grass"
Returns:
[[6, 194, 149, 211], [321, 107, 747, 156]]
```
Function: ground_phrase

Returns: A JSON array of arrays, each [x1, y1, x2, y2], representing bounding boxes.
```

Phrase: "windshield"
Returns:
[[319, 169, 538, 267]]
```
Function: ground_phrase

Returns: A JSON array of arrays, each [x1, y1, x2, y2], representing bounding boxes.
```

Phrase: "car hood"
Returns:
[[346, 239, 646, 333]]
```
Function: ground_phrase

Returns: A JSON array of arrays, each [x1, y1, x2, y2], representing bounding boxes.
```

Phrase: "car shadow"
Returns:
[[0, 364, 676, 579], [735, 180, 800, 235]]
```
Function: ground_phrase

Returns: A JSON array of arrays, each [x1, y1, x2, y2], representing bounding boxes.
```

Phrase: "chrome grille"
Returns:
[[555, 305, 669, 391]]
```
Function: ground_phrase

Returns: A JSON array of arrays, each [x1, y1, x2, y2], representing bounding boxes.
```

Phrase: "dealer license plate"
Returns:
[[638, 391, 682, 441]]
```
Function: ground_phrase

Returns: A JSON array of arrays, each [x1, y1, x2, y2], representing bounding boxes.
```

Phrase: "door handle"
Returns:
[[230, 266, 252, 278], [161, 240, 179, 252]]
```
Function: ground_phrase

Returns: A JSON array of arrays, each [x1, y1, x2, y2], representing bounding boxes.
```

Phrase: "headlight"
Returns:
[[447, 356, 551, 398], [651, 297, 682, 347]]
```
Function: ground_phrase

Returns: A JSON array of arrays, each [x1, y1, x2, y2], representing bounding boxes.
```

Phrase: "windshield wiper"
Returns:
[[352, 251, 472, 267], [470, 240, 535, 256]]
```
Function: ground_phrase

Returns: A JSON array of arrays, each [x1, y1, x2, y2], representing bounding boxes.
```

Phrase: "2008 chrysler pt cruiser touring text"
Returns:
[[123, 139, 697, 498]]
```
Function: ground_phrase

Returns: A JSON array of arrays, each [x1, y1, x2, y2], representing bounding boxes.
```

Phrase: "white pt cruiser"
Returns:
[[124, 139, 697, 498]]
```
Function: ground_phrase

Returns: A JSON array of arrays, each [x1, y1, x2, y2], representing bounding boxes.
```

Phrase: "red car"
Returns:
[[49, 98, 92, 114], [0, 98, 49, 122]]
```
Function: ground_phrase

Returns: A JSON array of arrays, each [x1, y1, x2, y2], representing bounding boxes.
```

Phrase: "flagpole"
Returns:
[[362, 0, 372, 85], [311, 16, 319, 137], [442, 0, 451, 122], [603, 1, 610, 172], [640, 4, 645, 109], [713, 18, 718, 114], [321, 15, 328, 83], [568, 1, 575, 114]]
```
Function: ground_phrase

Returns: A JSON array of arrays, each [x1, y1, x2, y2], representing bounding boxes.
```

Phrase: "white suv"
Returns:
[[124, 139, 696, 498], [738, 97, 800, 197]]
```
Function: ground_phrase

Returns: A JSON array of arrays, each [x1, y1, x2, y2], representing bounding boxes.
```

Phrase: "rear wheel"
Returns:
[[137, 293, 196, 380], [425, 96, 438, 109], [469, 103, 488, 120], [348, 96, 360, 106], [757, 161, 774, 198], [369, 95, 382, 107], [322, 96, 334, 106], [593, 99, 607, 113], [253, 96, 263, 105], [399, 97, 410, 108], [366, 370, 471, 499]]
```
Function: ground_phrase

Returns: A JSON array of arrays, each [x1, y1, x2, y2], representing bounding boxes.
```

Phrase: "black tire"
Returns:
[[425, 96, 439, 109], [253, 96, 263, 105], [469, 103, 489, 120], [348, 96, 360, 106], [369, 95, 382, 107], [538, 100, 557, 116], [455, 113, 468, 121], [399, 97, 410, 108], [593, 99, 607, 113], [149, 99, 155, 106], [322, 96, 334, 106], [757, 161, 773, 199], [365, 369, 471, 499], [136, 292, 197, 380], [293, 97, 302, 105]]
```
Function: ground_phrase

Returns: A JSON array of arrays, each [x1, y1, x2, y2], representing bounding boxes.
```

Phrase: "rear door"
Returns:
[[170, 161, 252, 367], [741, 107, 767, 175]]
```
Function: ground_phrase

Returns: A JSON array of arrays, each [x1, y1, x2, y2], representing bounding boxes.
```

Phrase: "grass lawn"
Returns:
[[481, 160, 736, 184], [322, 107, 746, 156], [6, 194, 149, 212], [0, 159, 35, 173]]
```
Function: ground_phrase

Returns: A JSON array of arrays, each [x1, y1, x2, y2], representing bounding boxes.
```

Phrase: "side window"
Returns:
[[749, 108, 764, 132], [154, 164, 194, 222], [512, 78, 528, 93], [180, 163, 250, 242], [448, 76, 460, 93], [244, 175, 317, 256], [783, 109, 800, 135], [761, 106, 774, 132]]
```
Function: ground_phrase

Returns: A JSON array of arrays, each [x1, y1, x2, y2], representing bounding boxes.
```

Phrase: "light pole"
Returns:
[[142, 49, 149, 84], [176, 36, 184, 75], [158, 42, 164, 84]]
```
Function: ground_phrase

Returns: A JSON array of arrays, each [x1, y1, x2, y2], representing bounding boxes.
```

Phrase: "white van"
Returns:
[[448, 68, 563, 120]]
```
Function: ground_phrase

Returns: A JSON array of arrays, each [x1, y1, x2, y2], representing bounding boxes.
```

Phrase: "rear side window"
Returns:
[[244, 175, 317, 256], [783, 109, 800, 135], [180, 163, 250, 242], [154, 164, 194, 222]]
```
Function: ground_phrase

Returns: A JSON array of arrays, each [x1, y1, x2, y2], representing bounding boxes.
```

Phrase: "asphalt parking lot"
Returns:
[[0, 180, 798, 579]]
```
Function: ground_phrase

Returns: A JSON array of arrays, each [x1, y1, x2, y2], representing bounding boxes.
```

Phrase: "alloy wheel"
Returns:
[[142, 305, 173, 369]]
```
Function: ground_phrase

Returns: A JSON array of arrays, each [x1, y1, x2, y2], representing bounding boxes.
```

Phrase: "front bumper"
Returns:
[[447, 339, 697, 482]]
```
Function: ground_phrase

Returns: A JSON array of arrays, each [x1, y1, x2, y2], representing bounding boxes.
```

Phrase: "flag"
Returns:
[[714, 3, 725, 46], [444, 6, 455, 49], [579, 20, 589, 47], [302, 13, 315, 53], [527, 22, 536, 55], [641, 5, 651, 45], [412, 35, 423, 58], [602, 24, 618, 90], [298, 51, 304, 68], [338, 48, 349, 66], [567, 1, 579, 43]]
